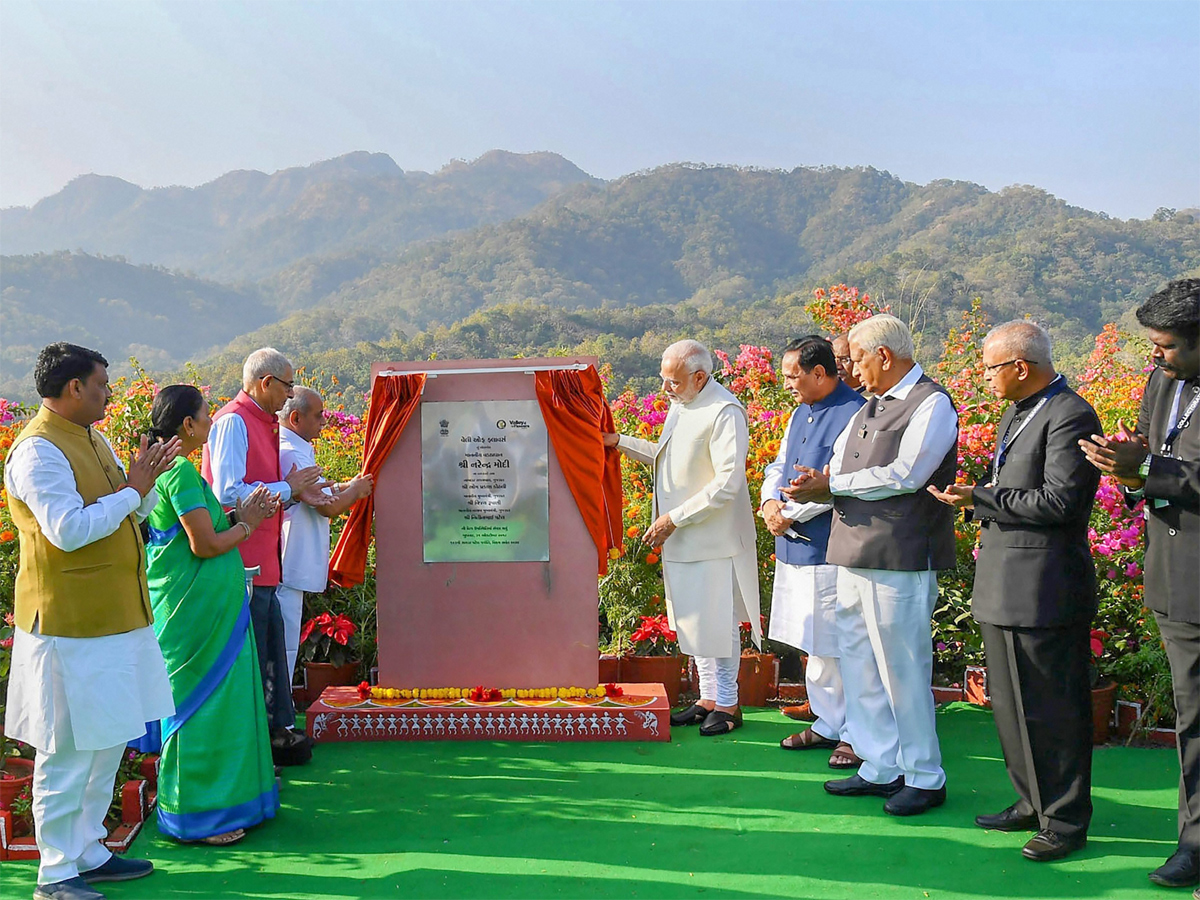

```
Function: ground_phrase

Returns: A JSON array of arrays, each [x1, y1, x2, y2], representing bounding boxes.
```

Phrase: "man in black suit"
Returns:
[[930, 320, 1101, 862], [1080, 279, 1200, 890]]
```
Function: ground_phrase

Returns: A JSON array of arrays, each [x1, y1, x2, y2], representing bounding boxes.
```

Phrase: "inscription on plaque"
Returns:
[[421, 400, 550, 562]]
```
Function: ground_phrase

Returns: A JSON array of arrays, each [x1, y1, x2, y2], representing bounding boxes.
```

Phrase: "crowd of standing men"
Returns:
[[2, 279, 1197, 900]]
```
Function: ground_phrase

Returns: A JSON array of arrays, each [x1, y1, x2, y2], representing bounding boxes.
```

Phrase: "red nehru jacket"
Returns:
[[202, 391, 284, 586]]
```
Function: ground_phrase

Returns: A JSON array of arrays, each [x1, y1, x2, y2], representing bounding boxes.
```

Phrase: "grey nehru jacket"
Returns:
[[825, 376, 959, 571]]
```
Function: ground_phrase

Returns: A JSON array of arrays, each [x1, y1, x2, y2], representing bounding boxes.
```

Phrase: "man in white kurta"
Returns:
[[761, 337, 865, 764], [4, 343, 177, 899], [278, 386, 373, 681], [604, 340, 760, 736]]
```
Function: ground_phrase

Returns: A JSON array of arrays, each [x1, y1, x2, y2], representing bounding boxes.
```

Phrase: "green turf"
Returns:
[[3, 704, 1179, 899]]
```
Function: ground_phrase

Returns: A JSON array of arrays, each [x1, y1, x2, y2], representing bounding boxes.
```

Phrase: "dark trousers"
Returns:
[[251, 584, 296, 731], [1155, 613, 1200, 854], [980, 622, 1093, 838]]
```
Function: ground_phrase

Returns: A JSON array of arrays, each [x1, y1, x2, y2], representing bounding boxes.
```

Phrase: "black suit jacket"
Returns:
[[970, 381, 1102, 628], [1136, 368, 1200, 624]]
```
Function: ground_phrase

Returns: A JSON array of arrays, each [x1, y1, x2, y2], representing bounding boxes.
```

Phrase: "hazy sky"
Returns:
[[2, 0, 1197, 219]]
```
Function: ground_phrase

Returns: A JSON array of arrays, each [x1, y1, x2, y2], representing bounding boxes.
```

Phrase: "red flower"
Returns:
[[604, 683, 624, 698], [356, 681, 371, 699]]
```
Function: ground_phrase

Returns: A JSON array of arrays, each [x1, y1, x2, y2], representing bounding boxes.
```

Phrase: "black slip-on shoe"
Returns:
[[884, 784, 947, 817], [1149, 847, 1200, 887], [1022, 829, 1087, 862], [80, 855, 154, 883], [824, 773, 905, 798], [975, 802, 1039, 832]]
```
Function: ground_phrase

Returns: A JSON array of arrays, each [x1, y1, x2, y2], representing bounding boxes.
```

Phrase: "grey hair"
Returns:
[[242, 347, 292, 389], [849, 315, 914, 360], [663, 339, 713, 375], [984, 320, 1053, 366], [281, 385, 322, 420]]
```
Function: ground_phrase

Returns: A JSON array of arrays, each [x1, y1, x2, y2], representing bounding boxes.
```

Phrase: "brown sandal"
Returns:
[[828, 741, 863, 769], [182, 828, 245, 846], [780, 728, 838, 750]]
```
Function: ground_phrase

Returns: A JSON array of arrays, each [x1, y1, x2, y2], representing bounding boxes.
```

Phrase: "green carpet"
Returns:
[[3, 704, 1180, 899]]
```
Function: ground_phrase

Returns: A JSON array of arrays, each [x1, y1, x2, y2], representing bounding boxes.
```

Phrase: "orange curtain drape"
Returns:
[[534, 366, 624, 576], [328, 372, 426, 588]]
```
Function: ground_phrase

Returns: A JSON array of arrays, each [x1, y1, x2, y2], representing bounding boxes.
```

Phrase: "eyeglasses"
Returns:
[[835, 356, 852, 365], [983, 359, 1025, 374], [268, 374, 295, 389]]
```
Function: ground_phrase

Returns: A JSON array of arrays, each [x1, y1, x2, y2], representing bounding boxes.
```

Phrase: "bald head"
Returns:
[[982, 321, 1053, 367]]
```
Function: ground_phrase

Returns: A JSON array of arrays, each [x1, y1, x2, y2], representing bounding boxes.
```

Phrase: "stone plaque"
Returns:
[[421, 400, 550, 562]]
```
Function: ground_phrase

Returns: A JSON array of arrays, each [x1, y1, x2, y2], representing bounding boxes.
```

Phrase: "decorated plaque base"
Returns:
[[305, 684, 670, 743]]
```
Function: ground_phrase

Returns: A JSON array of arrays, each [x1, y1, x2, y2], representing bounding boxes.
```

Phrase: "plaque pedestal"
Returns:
[[305, 684, 670, 743]]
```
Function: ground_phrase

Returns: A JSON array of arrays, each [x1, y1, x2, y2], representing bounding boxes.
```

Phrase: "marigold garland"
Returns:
[[356, 682, 624, 701]]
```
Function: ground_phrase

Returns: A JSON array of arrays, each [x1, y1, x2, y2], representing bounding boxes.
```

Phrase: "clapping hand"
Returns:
[[284, 462, 324, 496], [781, 464, 832, 503], [1078, 420, 1148, 488], [927, 483, 975, 509], [236, 485, 280, 530], [126, 435, 182, 496]]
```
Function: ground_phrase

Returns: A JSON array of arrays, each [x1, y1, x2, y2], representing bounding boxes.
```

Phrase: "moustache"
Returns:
[[1154, 359, 1177, 373]]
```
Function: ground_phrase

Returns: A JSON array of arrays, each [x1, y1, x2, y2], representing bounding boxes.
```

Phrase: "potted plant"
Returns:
[[738, 618, 778, 707], [620, 615, 686, 706], [298, 611, 359, 703], [7, 783, 32, 838], [1089, 629, 1119, 745]]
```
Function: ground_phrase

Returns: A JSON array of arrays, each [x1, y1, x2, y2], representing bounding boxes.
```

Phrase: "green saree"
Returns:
[[146, 457, 278, 839]]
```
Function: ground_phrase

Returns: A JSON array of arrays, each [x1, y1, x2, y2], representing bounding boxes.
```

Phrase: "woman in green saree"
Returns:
[[146, 385, 281, 845]]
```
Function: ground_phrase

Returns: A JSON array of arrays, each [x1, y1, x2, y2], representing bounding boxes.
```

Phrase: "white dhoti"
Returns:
[[769, 562, 846, 742], [836, 567, 945, 790], [6, 622, 174, 883], [661, 550, 760, 658], [277, 583, 305, 683]]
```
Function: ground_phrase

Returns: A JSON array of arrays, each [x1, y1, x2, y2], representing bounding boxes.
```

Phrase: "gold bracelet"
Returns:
[[238, 521, 252, 541]]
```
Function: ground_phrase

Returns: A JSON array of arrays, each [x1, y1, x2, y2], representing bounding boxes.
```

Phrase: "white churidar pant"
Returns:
[[6, 622, 174, 884], [276, 583, 304, 683], [769, 561, 846, 742], [836, 567, 945, 790], [694, 624, 741, 707]]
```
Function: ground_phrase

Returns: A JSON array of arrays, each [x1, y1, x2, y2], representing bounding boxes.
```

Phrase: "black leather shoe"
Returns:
[[824, 773, 905, 798], [1022, 829, 1087, 862], [670, 703, 711, 727], [884, 784, 947, 816], [975, 802, 1039, 832], [1149, 847, 1200, 887]]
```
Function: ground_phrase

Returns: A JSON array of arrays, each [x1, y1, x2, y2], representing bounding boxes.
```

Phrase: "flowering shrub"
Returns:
[[628, 615, 679, 657], [298, 612, 357, 667]]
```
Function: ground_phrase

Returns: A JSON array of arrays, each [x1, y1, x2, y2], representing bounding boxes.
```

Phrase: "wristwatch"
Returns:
[[1138, 453, 1152, 480]]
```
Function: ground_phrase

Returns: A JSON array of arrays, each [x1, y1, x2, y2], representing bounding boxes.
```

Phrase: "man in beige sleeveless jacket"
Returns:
[[603, 340, 760, 736], [5, 343, 179, 900]]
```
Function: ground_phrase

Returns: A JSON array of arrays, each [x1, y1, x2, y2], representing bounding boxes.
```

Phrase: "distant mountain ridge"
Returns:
[[0, 150, 598, 282]]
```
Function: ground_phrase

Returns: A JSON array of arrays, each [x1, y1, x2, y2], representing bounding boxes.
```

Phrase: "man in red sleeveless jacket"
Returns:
[[202, 348, 323, 762]]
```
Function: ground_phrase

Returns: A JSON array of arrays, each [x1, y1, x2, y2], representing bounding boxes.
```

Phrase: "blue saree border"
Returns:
[[157, 782, 280, 840], [161, 597, 252, 743]]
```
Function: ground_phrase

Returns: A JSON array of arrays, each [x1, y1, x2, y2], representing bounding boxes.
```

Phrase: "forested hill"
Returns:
[[191, 163, 1200, 401], [0, 252, 270, 401], [0, 150, 597, 282]]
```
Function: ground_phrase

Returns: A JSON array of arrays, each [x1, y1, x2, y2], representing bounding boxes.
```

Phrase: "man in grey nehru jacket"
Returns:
[[785, 314, 958, 817]]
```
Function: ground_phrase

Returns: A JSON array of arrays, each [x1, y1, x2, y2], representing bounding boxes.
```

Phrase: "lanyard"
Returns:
[[992, 377, 1065, 482], [1161, 380, 1200, 456]]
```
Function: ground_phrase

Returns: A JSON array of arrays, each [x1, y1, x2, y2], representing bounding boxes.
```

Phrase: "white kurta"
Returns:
[[618, 378, 760, 658], [3, 434, 175, 753], [759, 408, 840, 655]]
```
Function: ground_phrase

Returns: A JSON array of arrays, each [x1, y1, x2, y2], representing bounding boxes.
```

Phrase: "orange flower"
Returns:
[[626, 526, 640, 539], [0, 530, 15, 543], [645, 552, 659, 565]]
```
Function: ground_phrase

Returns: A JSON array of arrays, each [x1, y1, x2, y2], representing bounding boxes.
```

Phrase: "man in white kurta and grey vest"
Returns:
[[763, 336, 865, 766], [603, 340, 761, 736], [5, 343, 179, 900], [785, 315, 958, 817]]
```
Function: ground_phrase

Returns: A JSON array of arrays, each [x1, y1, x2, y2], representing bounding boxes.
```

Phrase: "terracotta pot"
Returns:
[[303, 660, 361, 703], [1091, 681, 1117, 745], [738, 653, 778, 707], [0, 757, 34, 810], [620, 655, 686, 706], [598, 654, 620, 684]]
